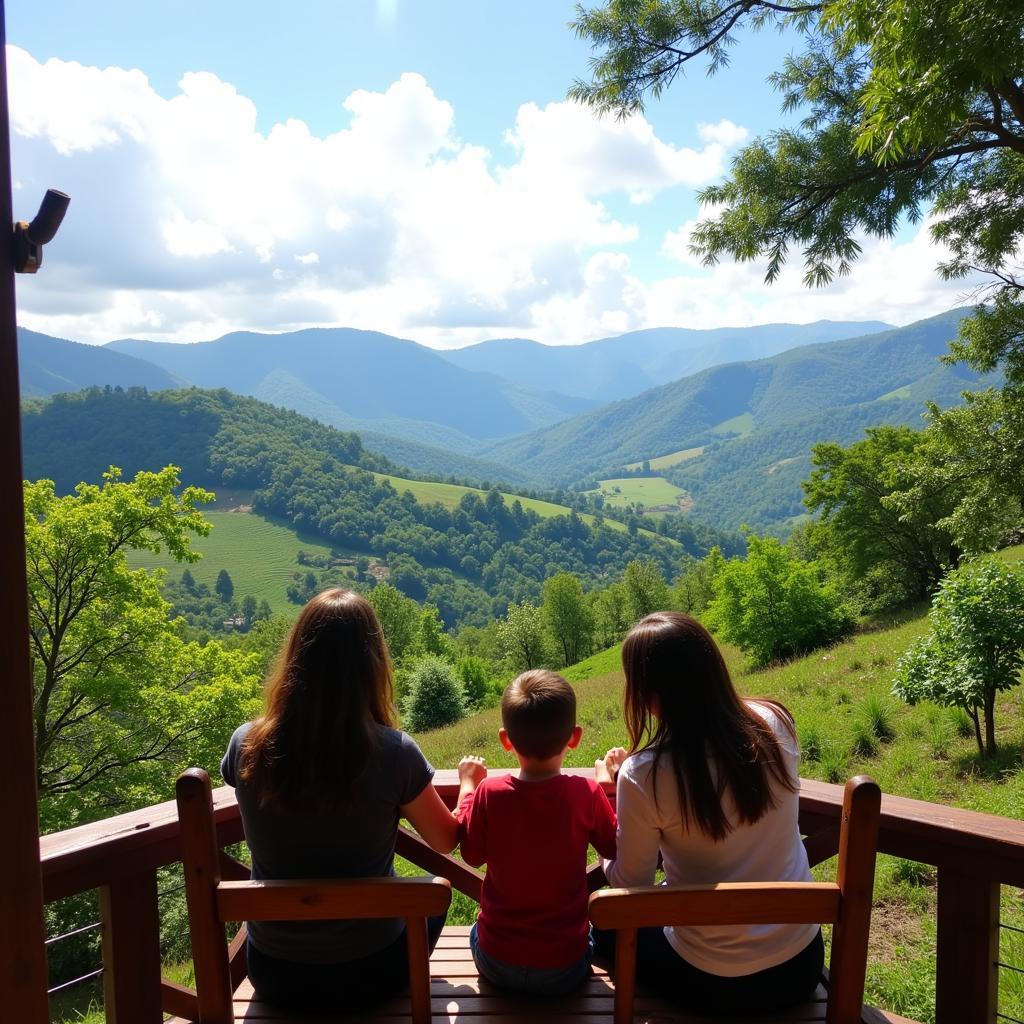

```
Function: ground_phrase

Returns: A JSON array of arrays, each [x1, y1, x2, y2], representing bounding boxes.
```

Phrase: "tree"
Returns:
[[369, 583, 421, 662], [181, 568, 196, 592], [241, 595, 258, 627], [591, 581, 630, 649], [417, 604, 451, 658], [23, 466, 259, 826], [623, 557, 670, 624], [542, 573, 595, 667], [572, 3, 1024, 494], [672, 548, 725, 616], [456, 655, 492, 709], [403, 656, 465, 732], [705, 534, 852, 666], [497, 600, 548, 671], [803, 427, 961, 607], [215, 569, 234, 603], [894, 559, 1024, 756]]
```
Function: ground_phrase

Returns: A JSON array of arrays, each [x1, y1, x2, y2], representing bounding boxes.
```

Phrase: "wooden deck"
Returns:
[[169, 926, 919, 1024]]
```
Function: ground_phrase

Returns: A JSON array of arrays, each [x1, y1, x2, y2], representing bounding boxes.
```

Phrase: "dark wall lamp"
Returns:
[[14, 188, 69, 273]]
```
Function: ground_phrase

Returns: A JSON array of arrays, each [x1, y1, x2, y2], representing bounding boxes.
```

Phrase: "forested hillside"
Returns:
[[483, 310, 985, 488], [22, 387, 738, 626]]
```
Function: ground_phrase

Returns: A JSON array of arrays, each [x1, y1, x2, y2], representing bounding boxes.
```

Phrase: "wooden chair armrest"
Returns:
[[589, 881, 840, 929], [217, 875, 452, 922]]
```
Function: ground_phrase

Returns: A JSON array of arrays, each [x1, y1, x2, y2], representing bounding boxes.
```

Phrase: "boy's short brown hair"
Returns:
[[501, 670, 577, 760]]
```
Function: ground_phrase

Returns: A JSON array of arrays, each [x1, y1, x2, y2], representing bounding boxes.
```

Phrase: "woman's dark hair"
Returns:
[[238, 588, 396, 811], [621, 611, 796, 841]]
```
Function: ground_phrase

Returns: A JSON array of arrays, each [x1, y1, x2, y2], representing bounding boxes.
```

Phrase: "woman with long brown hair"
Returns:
[[220, 588, 463, 1009], [595, 611, 823, 1013]]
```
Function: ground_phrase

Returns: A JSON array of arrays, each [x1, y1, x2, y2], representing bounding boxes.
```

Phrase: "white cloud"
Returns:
[[8, 46, 970, 349]]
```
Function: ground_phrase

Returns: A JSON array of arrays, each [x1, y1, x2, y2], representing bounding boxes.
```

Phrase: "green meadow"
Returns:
[[127, 510, 350, 616], [588, 475, 689, 510], [711, 411, 755, 436], [626, 445, 705, 471]]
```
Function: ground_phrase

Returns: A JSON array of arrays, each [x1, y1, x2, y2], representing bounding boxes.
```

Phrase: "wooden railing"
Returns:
[[38, 769, 1024, 1024]]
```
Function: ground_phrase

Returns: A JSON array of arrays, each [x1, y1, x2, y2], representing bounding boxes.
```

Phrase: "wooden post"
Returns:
[[613, 926, 637, 1024], [0, 0, 51, 1018], [100, 870, 164, 1024], [404, 916, 432, 1024], [935, 868, 999, 1024]]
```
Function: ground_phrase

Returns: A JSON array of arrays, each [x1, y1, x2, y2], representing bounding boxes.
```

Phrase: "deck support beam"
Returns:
[[100, 869, 164, 1024], [0, 0, 51, 1019], [935, 867, 998, 1024]]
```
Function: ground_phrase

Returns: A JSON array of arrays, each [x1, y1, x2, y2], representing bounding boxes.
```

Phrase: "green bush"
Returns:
[[404, 655, 465, 732], [705, 534, 853, 667], [850, 719, 879, 758], [859, 693, 896, 741], [456, 655, 491, 710]]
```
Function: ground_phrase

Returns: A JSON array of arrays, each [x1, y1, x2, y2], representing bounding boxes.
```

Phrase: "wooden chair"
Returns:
[[589, 775, 881, 1024], [175, 767, 452, 1024]]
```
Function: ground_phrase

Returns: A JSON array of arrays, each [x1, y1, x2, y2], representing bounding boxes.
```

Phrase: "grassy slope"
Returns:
[[127, 510, 350, 616], [587, 476, 687, 509]]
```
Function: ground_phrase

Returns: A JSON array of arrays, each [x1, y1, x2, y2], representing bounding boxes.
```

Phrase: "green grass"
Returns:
[[626, 446, 704, 471], [710, 411, 755, 436], [127, 511, 353, 616], [372, 471, 634, 534], [586, 476, 689, 510], [878, 384, 912, 401]]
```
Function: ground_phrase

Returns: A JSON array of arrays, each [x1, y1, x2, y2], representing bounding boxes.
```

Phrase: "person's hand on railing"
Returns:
[[457, 755, 487, 804], [595, 746, 628, 785]]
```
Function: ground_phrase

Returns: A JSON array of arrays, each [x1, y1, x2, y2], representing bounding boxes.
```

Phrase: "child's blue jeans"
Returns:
[[469, 922, 593, 995]]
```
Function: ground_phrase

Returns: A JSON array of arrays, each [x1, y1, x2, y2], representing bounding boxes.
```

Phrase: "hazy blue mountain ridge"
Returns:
[[108, 328, 596, 441], [440, 320, 893, 402], [17, 327, 182, 397]]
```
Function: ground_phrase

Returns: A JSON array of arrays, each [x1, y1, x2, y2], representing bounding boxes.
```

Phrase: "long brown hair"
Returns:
[[238, 588, 397, 811], [621, 611, 796, 841]]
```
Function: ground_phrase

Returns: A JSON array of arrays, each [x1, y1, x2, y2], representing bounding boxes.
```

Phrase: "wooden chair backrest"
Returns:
[[176, 768, 452, 1024], [589, 774, 881, 1024]]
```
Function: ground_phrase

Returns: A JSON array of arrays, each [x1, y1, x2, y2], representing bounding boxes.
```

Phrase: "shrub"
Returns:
[[456, 655, 491, 710], [404, 656, 465, 732], [859, 693, 896, 741], [705, 534, 853, 666], [850, 720, 879, 758], [800, 724, 823, 762], [948, 706, 976, 739], [819, 743, 848, 784]]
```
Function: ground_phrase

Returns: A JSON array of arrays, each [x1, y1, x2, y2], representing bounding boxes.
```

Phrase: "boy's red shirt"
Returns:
[[457, 773, 617, 969]]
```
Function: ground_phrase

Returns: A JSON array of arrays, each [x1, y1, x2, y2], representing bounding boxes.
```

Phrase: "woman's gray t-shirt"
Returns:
[[221, 721, 434, 963]]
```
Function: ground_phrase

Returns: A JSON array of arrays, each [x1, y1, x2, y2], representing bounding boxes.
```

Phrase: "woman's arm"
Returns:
[[401, 784, 460, 854], [603, 767, 661, 889]]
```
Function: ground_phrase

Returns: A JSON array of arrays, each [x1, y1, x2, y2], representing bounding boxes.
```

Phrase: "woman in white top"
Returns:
[[595, 611, 823, 1014]]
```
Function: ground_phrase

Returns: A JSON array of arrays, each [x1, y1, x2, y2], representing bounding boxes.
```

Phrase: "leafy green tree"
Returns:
[[404, 655, 465, 732], [417, 604, 451, 658], [623, 557, 670, 624], [497, 600, 548, 671], [456, 655, 492, 710], [591, 581, 630, 649], [671, 547, 725, 616], [181, 568, 196, 592], [215, 569, 234, 603], [24, 466, 259, 826], [706, 534, 853, 667], [369, 583, 422, 662], [256, 598, 273, 622], [804, 426, 961, 607], [240, 595, 258, 627], [542, 572, 594, 667], [894, 559, 1024, 756]]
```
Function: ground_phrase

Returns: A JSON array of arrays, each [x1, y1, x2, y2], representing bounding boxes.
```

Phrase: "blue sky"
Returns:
[[8, 1, 966, 346]]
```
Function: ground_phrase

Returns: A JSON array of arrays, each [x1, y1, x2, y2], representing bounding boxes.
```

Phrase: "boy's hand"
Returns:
[[595, 746, 628, 784], [458, 755, 487, 787]]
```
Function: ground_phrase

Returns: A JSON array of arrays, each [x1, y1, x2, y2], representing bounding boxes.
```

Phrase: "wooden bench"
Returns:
[[175, 771, 921, 1024]]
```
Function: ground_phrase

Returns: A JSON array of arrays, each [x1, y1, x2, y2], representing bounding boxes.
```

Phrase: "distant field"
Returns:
[[127, 511, 349, 616], [878, 384, 912, 401], [588, 476, 688, 510], [711, 411, 755, 436], [626, 446, 704, 471], [372, 471, 638, 535]]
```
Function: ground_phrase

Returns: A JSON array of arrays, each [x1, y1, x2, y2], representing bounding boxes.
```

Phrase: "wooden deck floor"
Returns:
[[172, 926, 919, 1024]]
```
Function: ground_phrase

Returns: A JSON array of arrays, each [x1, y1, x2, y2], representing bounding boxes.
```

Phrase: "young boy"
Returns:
[[456, 669, 618, 994]]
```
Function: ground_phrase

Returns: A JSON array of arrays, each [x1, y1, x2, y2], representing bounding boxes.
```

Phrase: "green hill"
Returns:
[[22, 388, 733, 628], [483, 310, 987, 492]]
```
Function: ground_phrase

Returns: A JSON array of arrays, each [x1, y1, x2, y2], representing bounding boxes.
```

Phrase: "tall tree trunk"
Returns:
[[970, 706, 984, 758], [983, 688, 998, 756]]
